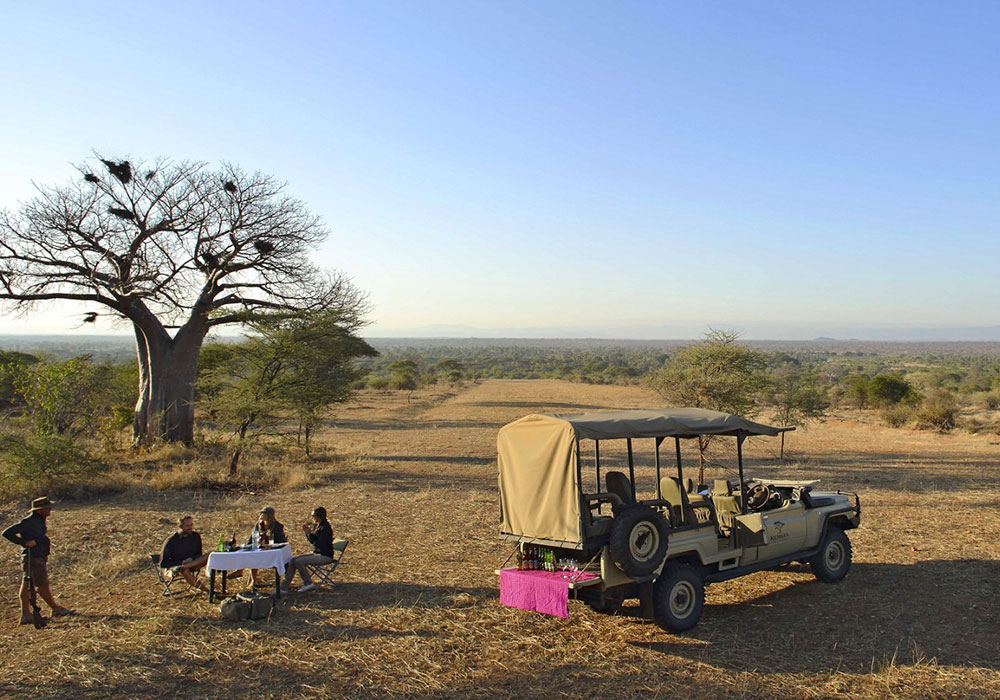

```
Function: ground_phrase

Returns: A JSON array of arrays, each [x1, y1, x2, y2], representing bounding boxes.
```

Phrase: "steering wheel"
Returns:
[[746, 483, 771, 511]]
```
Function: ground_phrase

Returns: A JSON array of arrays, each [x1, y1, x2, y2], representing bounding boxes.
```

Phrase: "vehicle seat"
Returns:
[[685, 482, 715, 524], [713, 495, 741, 537], [713, 479, 733, 496], [659, 476, 685, 525], [605, 471, 635, 511]]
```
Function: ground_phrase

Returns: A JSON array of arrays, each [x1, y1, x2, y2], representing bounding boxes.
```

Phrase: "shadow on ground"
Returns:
[[469, 401, 608, 411], [280, 581, 498, 613], [629, 559, 1000, 673], [325, 418, 507, 431]]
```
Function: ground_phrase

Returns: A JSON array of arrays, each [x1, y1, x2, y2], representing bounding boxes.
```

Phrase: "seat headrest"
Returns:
[[605, 471, 635, 503], [660, 476, 682, 500], [713, 479, 733, 496]]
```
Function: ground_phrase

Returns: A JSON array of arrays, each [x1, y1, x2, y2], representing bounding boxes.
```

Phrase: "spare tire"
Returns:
[[609, 505, 670, 577]]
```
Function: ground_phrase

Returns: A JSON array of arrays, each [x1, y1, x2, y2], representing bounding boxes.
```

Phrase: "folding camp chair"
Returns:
[[302, 539, 348, 590], [150, 554, 201, 598]]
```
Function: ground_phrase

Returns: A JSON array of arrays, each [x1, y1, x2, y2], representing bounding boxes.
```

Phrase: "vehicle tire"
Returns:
[[609, 506, 670, 578], [809, 527, 852, 583], [653, 564, 705, 632]]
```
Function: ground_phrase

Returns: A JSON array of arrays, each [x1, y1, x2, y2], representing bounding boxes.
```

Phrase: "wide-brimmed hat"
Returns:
[[29, 497, 54, 512]]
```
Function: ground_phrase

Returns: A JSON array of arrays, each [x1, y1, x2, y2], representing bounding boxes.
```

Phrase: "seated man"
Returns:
[[282, 507, 334, 593], [159, 516, 209, 592]]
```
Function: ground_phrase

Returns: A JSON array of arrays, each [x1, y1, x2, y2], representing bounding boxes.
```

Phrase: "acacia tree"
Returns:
[[0, 154, 365, 446], [199, 310, 376, 474], [766, 365, 828, 459], [649, 329, 769, 484]]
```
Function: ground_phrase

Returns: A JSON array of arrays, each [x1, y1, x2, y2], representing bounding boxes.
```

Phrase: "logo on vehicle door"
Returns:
[[770, 520, 789, 540]]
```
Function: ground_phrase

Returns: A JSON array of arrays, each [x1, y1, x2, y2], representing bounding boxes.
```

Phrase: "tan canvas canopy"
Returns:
[[497, 409, 786, 546]]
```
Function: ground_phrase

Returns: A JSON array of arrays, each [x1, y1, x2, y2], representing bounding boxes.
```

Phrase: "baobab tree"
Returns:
[[0, 154, 367, 446]]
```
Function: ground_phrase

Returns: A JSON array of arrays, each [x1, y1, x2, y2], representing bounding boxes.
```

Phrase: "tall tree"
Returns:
[[0, 154, 366, 446], [649, 329, 768, 484]]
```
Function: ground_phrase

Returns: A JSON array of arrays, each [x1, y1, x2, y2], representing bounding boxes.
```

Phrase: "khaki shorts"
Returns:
[[21, 556, 49, 587]]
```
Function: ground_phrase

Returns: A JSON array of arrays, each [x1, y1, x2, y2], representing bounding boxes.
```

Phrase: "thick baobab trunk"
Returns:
[[131, 317, 207, 447], [132, 328, 151, 444]]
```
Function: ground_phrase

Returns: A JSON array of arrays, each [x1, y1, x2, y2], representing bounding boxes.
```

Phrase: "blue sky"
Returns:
[[1, 2, 997, 338]]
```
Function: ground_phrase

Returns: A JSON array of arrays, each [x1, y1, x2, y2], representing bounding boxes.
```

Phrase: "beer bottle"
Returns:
[[515, 548, 523, 570], [217, 534, 224, 552]]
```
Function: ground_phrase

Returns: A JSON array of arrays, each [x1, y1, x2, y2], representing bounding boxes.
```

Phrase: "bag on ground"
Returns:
[[238, 592, 274, 620], [220, 596, 250, 621]]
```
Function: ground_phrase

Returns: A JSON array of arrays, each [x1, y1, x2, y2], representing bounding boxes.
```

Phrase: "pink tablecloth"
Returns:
[[499, 569, 599, 619]]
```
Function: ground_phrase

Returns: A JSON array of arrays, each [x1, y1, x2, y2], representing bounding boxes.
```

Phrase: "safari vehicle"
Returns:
[[497, 408, 861, 631]]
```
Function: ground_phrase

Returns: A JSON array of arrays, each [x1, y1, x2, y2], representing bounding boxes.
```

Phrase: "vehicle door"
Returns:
[[757, 502, 808, 559]]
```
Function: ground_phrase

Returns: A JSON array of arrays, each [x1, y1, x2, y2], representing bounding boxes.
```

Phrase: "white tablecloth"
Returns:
[[206, 544, 293, 576]]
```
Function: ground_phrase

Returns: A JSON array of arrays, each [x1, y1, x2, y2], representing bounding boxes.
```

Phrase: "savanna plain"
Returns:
[[1, 379, 998, 699]]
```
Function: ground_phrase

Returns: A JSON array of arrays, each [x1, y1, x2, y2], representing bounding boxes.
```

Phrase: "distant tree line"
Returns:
[[4, 331, 1000, 496]]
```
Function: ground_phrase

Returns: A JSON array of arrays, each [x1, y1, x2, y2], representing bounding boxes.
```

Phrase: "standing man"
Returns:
[[159, 516, 210, 592], [2, 496, 74, 624]]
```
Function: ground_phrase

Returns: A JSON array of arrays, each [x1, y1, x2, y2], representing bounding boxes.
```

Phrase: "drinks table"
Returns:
[[205, 543, 293, 602]]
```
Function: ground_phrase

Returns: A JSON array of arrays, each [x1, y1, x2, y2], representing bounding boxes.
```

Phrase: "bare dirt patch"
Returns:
[[1, 380, 998, 698]]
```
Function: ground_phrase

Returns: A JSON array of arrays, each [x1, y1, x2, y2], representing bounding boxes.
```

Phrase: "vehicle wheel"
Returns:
[[609, 506, 670, 577], [810, 528, 852, 583], [653, 564, 704, 632]]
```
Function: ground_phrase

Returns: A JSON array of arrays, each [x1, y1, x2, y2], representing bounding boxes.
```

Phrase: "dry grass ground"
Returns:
[[1, 379, 998, 699]]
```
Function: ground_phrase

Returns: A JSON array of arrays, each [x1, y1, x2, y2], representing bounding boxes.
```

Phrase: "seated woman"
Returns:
[[235, 506, 288, 586], [247, 506, 287, 547], [281, 507, 334, 593]]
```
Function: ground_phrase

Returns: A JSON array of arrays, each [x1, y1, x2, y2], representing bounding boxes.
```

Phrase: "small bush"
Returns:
[[984, 393, 1000, 411], [881, 404, 915, 428], [0, 433, 102, 500], [915, 391, 958, 432]]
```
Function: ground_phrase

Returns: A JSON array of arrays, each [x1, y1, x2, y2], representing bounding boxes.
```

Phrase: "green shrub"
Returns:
[[869, 374, 913, 406], [984, 393, 1000, 411], [0, 433, 101, 499], [367, 375, 388, 390], [880, 404, 915, 428], [915, 391, 958, 432]]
